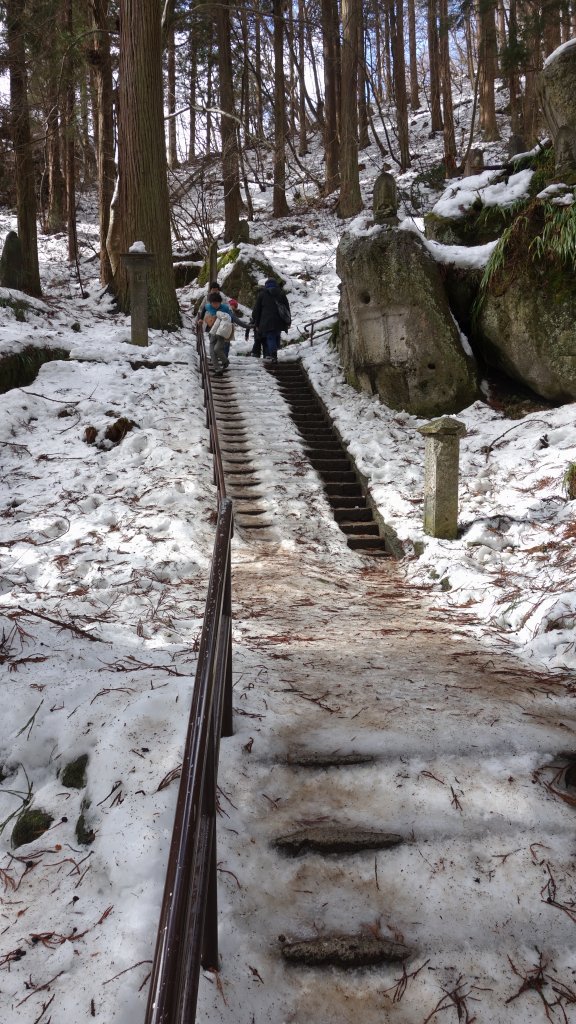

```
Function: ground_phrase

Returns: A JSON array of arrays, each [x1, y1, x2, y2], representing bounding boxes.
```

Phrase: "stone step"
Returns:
[[333, 507, 373, 523], [320, 470, 357, 484], [347, 535, 389, 552], [309, 458, 352, 472], [325, 482, 365, 497], [273, 825, 403, 856], [339, 521, 380, 536], [327, 495, 367, 509], [286, 751, 375, 767], [280, 934, 411, 968]]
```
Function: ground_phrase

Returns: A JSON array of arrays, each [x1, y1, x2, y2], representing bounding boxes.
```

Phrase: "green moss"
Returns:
[[75, 813, 95, 845], [328, 320, 340, 349], [12, 808, 53, 848], [475, 198, 576, 320], [0, 295, 29, 321], [0, 345, 69, 395], [61, 754, 88, 789], [563, 463, 576, 500], [344, 367, 361, 392]]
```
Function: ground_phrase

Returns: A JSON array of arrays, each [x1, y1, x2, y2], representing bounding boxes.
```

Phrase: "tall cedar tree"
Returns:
[[215, 1, 242, 241], [272, 0, 290, 216], [321, 0, 340, 193], [6, 0, 41, 295], [116, 0, 180, 329], [88, 0, 115, 286], [337, 0, 363, 216]]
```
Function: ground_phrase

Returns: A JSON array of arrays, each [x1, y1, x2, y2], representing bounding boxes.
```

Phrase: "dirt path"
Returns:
[[198, 363, 576, 1024]]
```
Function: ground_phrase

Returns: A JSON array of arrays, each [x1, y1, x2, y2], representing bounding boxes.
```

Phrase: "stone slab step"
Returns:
[[325, 482, 364, 497], [340, 522, 380, 536], [286, 752, 375, 767], [280, 934, 411, 968], [274, 825, 403, 856], [347, 536, 389, 551], [333, 507, 373, 523], [328, 495, 367, 509]]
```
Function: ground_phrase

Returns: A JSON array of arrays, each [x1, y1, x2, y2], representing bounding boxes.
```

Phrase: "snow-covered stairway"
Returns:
[[196, 496, 576, 1024]]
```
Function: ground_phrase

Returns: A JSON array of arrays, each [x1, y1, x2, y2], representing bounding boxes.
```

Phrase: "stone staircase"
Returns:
[[265, 361, 390, 556]]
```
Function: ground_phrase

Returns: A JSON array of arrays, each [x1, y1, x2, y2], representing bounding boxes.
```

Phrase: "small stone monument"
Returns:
[[120, 242, 154, 347], [373, 171, 398, 225], [463, 149, 484, 177], [417, 416, 467, 539], [0, 231, 24, 290]]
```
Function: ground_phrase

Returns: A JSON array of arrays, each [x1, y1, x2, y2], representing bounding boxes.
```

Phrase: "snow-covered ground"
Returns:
[[0, 90, 575, 1023]]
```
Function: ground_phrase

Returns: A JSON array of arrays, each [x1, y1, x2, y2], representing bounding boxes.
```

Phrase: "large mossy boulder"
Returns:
[[336, 227, 478, 417], [198, 244, 281, 307], [539, 39, 576, 181], [477, 221, 576, 400]]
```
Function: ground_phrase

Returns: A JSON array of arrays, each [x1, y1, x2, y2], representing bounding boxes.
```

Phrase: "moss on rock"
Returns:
[[12, 808, 53, 848], [0, 345, 69, 395], [61, 754, 88, 789]]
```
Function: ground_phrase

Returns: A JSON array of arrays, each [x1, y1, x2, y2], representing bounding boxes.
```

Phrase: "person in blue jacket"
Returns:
[[251, 278, 291, 363], [202, 291, 248, 375]]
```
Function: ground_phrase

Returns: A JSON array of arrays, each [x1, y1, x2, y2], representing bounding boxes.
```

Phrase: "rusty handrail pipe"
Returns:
[[196, 321, 227, 500], [144, 321, 234, 1024], [301, 312, 337, 346]]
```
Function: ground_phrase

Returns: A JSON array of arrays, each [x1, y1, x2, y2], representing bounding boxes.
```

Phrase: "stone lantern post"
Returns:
[[417, 417, 467, 539], [120, 244, 155, 347]]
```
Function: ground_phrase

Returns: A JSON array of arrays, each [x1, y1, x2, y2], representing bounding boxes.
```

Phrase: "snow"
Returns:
[[1, 92, 576, 1024]]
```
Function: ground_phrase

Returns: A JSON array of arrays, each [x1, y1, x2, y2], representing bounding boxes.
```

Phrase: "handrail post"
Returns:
[[221, 552, 233, 738], [201, 723, 219, 970]]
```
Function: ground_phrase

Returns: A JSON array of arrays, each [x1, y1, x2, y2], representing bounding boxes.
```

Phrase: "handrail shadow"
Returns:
[[144, 322, 234, 1024]]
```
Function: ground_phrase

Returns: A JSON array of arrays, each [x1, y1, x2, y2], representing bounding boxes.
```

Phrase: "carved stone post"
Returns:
[[417, 417, 467, 539], [120, 246, 155, 347]]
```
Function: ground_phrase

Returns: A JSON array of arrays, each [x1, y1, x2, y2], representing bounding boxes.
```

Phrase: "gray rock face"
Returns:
[[478, 273, 576, 401], [336, 228, 478, 416], [539, 41, 576, 178]]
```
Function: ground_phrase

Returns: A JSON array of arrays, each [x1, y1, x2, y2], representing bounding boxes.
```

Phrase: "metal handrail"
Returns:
[[301, 312, 337, 346], [196, 321, 227, 500], [144, 322, 234, 1024]]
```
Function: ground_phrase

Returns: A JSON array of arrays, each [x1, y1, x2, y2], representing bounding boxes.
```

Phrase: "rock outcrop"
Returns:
[[539, 39, 576, 180], [336, 227, 478, 417]]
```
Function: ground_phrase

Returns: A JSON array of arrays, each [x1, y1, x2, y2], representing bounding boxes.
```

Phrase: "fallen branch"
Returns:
[[17, 606, 102, 643]]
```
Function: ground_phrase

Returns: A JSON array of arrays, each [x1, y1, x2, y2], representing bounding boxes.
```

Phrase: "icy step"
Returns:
[[280, 933, 411, 968], [273, 825, 403, 856]]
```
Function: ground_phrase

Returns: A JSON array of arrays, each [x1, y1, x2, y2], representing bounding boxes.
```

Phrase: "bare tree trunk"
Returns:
[[63, 0, 77, 264], [116, 0, 180, 329], [45, 60, 65, 234], [272, 0, 290, 216], [479, 0, 499, 139], [321, 0, 340, 193], [408, 0, 420, 108], [358, 7, 370, 149], [215, 1, 243, 239], [188, 28, 197, 161], [6, 0, 41, 295], [439, 0, 456, 173], [166, 14, 179, 169], [297, 0, 308, 154], [338, 0, 363, 217], [390, 0, 411, 171], [428, 0, 443, 131], [543, 0, 561, 55], [89, 0, 115, 285]]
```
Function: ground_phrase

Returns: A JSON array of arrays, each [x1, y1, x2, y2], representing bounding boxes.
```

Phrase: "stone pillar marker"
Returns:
[[417, 417, 467, 539], [120, 242, 154, 347]]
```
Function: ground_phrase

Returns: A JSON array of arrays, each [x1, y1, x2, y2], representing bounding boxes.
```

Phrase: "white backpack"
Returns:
[[209, 310, 234, 340]]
